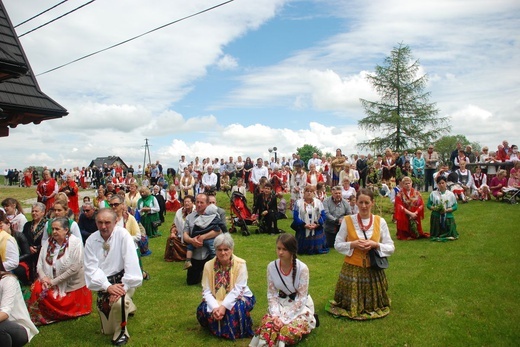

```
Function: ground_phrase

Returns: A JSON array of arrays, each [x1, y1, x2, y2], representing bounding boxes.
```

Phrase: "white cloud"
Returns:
[[216, 54, 239, 70]]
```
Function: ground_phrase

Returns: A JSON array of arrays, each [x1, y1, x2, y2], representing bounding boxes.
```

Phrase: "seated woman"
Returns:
[[1, 198, 28, 234], [137, 187, 161, 238], [0, 211, 19, 274], [165, 185, 181, 212], [0, 269, 39, 347], [28, 217, 92, 325], [326, 188, 395, 320], [22, 203, 48, 284], [220, 172, 231, 193], [1, 217, 31, 286], [489, 169, 508, 201], [340, 178, 356, 201], [196, 233, 255, 340], [250, 234, 316, 347], [164, 196, 195, 262], [292, 186, 328, 255], [471, 166, 490, 201], [42, 201, 81, 243], [394, 176, 428, 240], [230, 177, 247, 198], [427, 176, 459, 241]]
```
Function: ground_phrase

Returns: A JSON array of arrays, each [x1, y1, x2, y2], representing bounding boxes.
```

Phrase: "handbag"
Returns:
[[362, 230, 389, 270]]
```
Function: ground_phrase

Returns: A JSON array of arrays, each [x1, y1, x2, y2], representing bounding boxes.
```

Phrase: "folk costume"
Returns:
[[292, 198, 328, 255], [250, 259, 316, 347], [28, 234, 92, 325], [197, 255, 255, 340], [84, 226, 143, 343], [394, 187, 428, 240], [326, 214, 394, 320], [36, 177, 58, 212], [426, 189, 459, 241]]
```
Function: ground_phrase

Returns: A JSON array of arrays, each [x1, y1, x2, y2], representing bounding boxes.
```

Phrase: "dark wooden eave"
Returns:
[[0, 1, 68, 136]]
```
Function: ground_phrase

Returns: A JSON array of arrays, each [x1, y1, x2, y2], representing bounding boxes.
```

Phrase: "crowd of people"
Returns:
[[0, 140, 518, 346]]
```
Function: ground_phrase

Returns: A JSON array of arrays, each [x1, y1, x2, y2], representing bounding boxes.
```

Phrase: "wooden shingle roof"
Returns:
[[0, 1, 68, 136]]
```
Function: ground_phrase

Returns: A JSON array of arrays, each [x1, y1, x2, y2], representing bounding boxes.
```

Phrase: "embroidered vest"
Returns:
[[344, 215, 381, 268]]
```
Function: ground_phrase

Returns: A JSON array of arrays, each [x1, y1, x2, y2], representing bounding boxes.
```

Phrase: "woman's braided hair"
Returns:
[[277, 233, 298, 289]]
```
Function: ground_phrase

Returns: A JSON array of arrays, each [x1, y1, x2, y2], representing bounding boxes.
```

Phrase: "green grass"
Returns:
[[2, 186, 519, 346]]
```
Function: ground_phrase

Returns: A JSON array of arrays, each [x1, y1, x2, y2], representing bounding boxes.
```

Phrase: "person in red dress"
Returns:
[[36, 170, 58, 212], [28, 217, 92, 325], [394, 176, 429, 240], [59, 174, 80, 218]]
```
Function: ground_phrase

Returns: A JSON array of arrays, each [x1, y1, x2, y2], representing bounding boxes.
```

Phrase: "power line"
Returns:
[[14, 0, 69, 28], [36, 0, 234, 76], [18, 0, 96, 38]]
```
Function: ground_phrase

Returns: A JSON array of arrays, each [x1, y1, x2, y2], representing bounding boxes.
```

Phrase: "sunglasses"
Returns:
[[83, 209, 93, 212], [109, 203, 121, 208]]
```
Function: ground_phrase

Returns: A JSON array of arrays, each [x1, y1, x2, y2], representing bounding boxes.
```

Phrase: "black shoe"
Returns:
[[112, 334, 129, 346]]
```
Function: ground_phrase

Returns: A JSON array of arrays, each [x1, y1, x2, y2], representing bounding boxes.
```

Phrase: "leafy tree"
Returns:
[[358, 43, 449, 153], [296, 144, 322, 166], [434, 135, 480, 165]]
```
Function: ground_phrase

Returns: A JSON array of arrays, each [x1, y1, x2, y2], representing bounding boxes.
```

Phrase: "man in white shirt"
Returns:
[[201, 166, 218, 192], [178, 155, 189, 174], [251, 158, 268, 187], [307, 152, 322, 170], [84, 209, 143, 346]]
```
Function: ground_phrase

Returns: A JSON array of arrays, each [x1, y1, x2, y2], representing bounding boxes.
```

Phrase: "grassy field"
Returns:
[[1, 186, 519, 347]]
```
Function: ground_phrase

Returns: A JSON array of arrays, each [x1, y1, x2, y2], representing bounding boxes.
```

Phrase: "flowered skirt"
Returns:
[[249, 296, 316, 347], [164, 236, 187, 262], [196, 295, 255, 340], [296, 227, 329, 255], [325, 263, 390, 320], [430, 214, 458, 241], [28, 281, 92, 325]]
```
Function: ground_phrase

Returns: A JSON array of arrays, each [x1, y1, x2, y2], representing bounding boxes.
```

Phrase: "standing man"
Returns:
[[84, 209, 143, 346], [183, 194, 222, 285], [178, 155, 189, 174], [356, 154, 368, 188], [323, 186, 351, 248], [424, 145, 439, 192], [307, 153, 322, 170], [226, 156, 236, 180], [251, 158, 269, 192]]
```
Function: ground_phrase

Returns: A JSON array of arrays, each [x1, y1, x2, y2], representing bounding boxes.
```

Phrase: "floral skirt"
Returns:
[[164, 236, 187, 262], [325, 263, 390, 320], [296, 227, 329, 255], [28, 281, 92, 325], [430, 215, 458, 241], [251, 311, 315, 347], [196, 295, 255, 340]]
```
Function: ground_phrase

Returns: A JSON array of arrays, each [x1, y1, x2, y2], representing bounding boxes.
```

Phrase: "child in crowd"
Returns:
[[316, 182, 326, 202], [184, 204, 221, 269], [276, 192, 287, 220]]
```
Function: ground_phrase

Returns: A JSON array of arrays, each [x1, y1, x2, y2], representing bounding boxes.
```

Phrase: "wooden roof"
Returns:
[[89, 156, 129, 170], [0, 1, 68, 136]]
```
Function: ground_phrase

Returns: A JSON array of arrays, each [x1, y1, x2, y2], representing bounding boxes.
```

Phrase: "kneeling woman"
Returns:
[[250, 234, 316, 347], [326, 188, 395, 320], [197, 233, 255, 340], [28, 217, 92, 325], [0, 270, 39, 347]]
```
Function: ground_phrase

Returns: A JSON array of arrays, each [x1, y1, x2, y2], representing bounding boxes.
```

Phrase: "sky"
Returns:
[[2, 0, 519, 171]]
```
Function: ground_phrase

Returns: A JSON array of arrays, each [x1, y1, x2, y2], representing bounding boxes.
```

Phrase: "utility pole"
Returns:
[[142, 138, 152, 180]]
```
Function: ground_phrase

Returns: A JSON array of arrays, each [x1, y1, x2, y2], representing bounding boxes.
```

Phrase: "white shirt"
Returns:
[[201, 172, 218, 188], [84, 226, 143, 292], [0, 275, 39, 342], [3, 236, 19, 271], [251, 165, 269, 185], [335, 214, 395, 257]]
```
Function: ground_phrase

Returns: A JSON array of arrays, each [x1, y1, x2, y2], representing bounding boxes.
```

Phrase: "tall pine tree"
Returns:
[[358, 43, 448, 153]]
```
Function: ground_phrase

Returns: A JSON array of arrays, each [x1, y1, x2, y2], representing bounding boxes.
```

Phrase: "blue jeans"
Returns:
[[186, 238, 215, 258]]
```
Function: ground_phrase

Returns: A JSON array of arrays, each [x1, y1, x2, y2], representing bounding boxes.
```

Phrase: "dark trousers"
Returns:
[[425, 168, 436, 192], [325, 231, 337, 249], [186, 256, 210, 286], [0, 320, 29, 347]]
